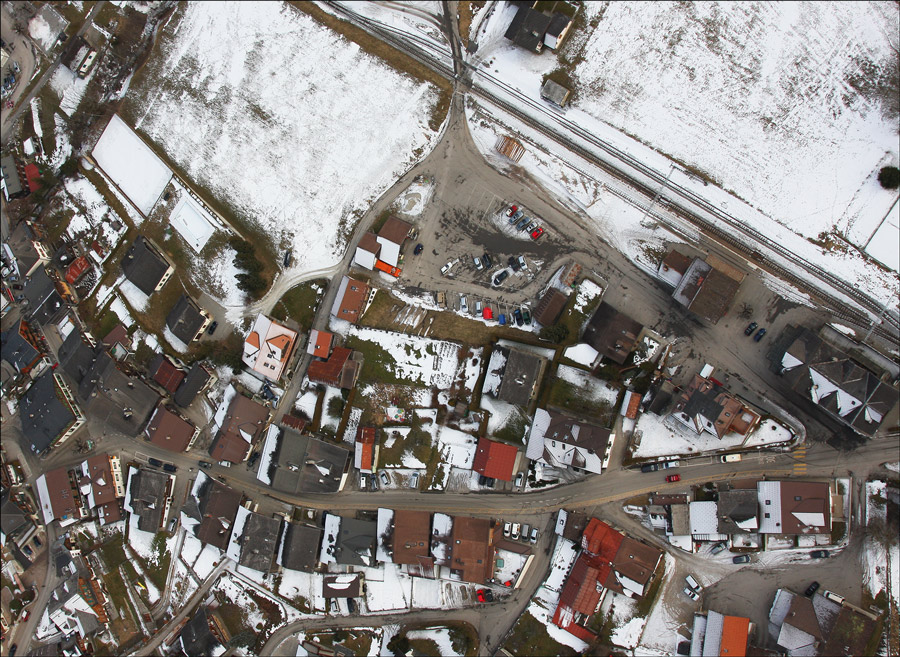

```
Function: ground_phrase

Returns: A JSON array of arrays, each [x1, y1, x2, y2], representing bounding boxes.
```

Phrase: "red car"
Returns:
[[505, 205, 518, 217], [476, 589, 486, 602], [666, 474, 681, 483], [530, 226, 544, 239]]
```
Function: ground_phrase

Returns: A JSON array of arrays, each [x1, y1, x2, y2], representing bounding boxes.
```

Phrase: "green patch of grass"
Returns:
[[380, 425, 434, 467], [345, 336, 404, 385], [408, 638, 441, 657], [269, 278, 327, 332], [99, 532, 127, 570], [102, 570, 136, 628], [215, 599, 248, 636], [503, 612, 578, 657], [341, 631, 374, 655]]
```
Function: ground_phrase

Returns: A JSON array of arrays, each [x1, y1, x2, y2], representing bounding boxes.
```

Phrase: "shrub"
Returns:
[[327, 396, 345, 418], [878, 166, 900, 189], [539, 324, 570, 343]]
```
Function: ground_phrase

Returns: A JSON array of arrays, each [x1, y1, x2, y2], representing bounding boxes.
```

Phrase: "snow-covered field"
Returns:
[[125, 1, 442, 319], [347, 326, 461, 388], [862, 480, 899, 610], [555, 365, 620, 405]]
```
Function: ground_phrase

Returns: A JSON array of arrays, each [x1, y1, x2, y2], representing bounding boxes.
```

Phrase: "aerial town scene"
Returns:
[[0, 1, 898, 657]]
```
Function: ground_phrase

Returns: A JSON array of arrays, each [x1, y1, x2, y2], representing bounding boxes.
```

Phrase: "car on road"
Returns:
[[640, 463, 659, 473], [207, 321, 218, 335], [710, 542, 727, 555], [531, 226, 544, 240], [804, 581, 820, 597], [744, 322, 758, 335], [810, 550, 830, 559], [414, 243, 424, 255], [493, 270, 509, 286], [473, 256, 483, 271], [504, 522, 512, 538], [685, 575, 701, 593], [509, 209, 524, 224], [379, 471, 390, 487], [665, 474, 681, 483], [522, 308, 531, 324], [513, 308, 523, 326], [460, 295, 469, 313], [505, 205, 518, 217], [732, 554, 751, 564], [516, 216, 530, 231], [217, 476, 227, 483], [199, 461, 213, 469], [511, 523, 521, 540], [721, 454, 742, 463], [9, 644, 16, 656], [149, 457, 163, 467], [754, 327, 767, 341], [20, 610, 28, 622], [684, 587, 700, 601], [482, 253, 493, 268], [530, 527, 539, 543]]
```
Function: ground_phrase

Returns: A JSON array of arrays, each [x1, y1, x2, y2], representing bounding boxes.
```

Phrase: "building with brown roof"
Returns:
[[35, 465, 80, 527], [657, 249, 693, 287], [472, 437, 519, 481], [354, 232, 381, 270], [145, 403, 199, 452], [323, 573, 363, 599], [330, 276, 369, 324], [354, 426, 378, 474], [124, 466, 173, 533], [77, 454, 125, 526], [307, 329, 334, 359], [672, 255, 744, 324], [534, 288, 568, 326], [183, 475, 243, 551], [389, 510, 434, 576], [208, 394, 270, 463], [376, 216, 412, 267], [307, 346, 361, 389], [757, 481, 832, 535], [671, 374, 760, 439], [444, 516, 495, 584], [526, 408, 610, 474], [102, 323, 132, 360], [582, 302, 643, 365], [148, 354, 185, 394]]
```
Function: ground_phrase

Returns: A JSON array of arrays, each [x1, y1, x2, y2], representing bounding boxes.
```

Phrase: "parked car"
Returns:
[[476, 589, 487, 603], [666, 474, 681, 483], [515, 472, 524, 489], [517, 255, 527, 270], [525, 220, 537, 233], [32, 536, 42, 548], [460, 295, 469, 313], [482, 252, 493, 268], [503, 522, 512, 538], [510, 209, 524, 224], [493, 270, 509, 286], [513, 308, 523, 326], [754, 327, 767, 341], [804, 581, 820, 597], [530, 527, 539, 543], [207, 321, 218, 335], [247, 451, 261, 468], [199, 461, 213, 469], [685, 575, 701, 593], [710, 542, 727, 555], [744, 322, 758, 335], [663, 460, 680, 468], [163, 463, 177, 473], [409, 472, 419, 488], [732, 554, 751, 564], [516, 216, 530, 231], [522, 308, 532, 324], [531, 226, 544, 240], [379, 471, 390, 486], [218, 461, 231, 468], [476, 300, 483, 314], [509, 255, 521, 271], [19, 610, 28, 622], [168, 517, 177, 532], [684, 587, 700, 601], [511, 523, 521, 540], [721, 454, 742, 463], [810, 550, 830, 559], [498, 314, 506, 325], [505, 205, 518, 217], [473, 256, 483, 271], [22, 546, 32, 557], [149, 458, 163, 467], [440, 261, 453, 275], [414, 243, 424, 255], [283, 250, 292, 267], [9, 643, 16, 656], [641, 463, 659, 473], [360, 473, 368, 489]]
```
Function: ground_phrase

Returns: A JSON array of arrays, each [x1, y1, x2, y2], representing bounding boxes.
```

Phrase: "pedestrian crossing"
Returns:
[[793, 446, 807, 474]]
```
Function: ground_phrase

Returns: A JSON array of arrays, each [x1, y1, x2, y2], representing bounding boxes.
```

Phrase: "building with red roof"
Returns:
[[472, 437, 519, 481], [65, 255, 91, 284], [145, 403, 199, 452], [149, 354, 185, 394], [307, 346, 361, 389], [330, 276, 369, 324], [24, 163, 42, 193], [307, 329, 334, 358], [354, 426, 379, 473]]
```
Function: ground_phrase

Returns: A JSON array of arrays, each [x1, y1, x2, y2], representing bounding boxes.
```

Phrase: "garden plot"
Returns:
[[555, 365, 621, 405], [407, 628, 465, 656], [124, 1, 440, 293], [347, 326, 461, 388], [60, 175, 128, 257]]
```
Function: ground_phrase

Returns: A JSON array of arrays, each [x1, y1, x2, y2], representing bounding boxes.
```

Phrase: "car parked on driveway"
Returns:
[[513, 308, 523, 326], [531, 226, 544, 239], [460, 295, 469, 313], [754, 327, 767, 341], [516, 216, 530, 231], [805, 581, 820, 597], [666, 474, 681, 483], [510, 209, 524, 224], [504, 522, 511, 538], [509, 255, 521, 271], [732, 554, 751, 564], [530, 527, 538, 543], [744, 322, 758, 335], [640, 463, 659, 473], [379, 471, 390, 486], [515, 472, 524, 489], [493, 270, 509, 286], [482, 252, 493, 269], [207, 321, 218, 335]]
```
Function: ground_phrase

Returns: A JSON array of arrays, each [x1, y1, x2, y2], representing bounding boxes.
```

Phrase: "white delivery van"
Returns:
[[720, 454, 742, 463]]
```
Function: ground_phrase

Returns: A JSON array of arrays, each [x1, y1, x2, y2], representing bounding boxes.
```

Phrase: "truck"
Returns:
[[434, 292, 446, 308], [374, 259, 402, 277]]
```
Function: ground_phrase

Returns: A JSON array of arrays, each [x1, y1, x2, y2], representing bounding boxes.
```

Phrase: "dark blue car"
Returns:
[[754, 328, 767, 342], [414, 243, 424, 255]]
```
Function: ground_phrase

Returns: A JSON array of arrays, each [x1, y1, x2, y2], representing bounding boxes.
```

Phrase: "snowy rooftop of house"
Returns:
[[168, 192, 217, 253]]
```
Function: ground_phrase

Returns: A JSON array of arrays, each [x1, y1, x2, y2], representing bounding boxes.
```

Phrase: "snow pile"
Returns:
[[524, 586, 590, 652], [347, 326, 461, 387], [294, 389, 319, 420], [393, 177, 435, 217], [127, 1, 440, 300], [193, 247, 244, 326], [573, 279, 603, 314], [362, 563, 412, 611], [563, 343, 599, 367]]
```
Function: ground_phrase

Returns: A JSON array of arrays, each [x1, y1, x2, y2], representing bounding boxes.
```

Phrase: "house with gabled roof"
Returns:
[[208, 392, 270, 463], [307, 329, 333, 359], [242, 313, 298, 382], [380, 509, 434, 577], [757, 481, 831, 536], [483, 344, 548, 408], [76, 453, 125, 526], [35, 465, 81, 527], [582, 302, 643, 365], [690, 609, 751, 657], [174, 362, 216, 408], [19, 371, 85, 455], [278, 522, 322, 573], [166, 293, 212, 346], [671, 374, 760, 440], [354, 231, 381, 270], [182, 473, 242, 551], [533, 288, 567, 326], [145, 402, 200, 452], [354, 426, 379, 474], [237, 511, 282, 573], [124, 466, 173, 533], [330, 276, 369, 324], [526, 408, 611, 475], [121, 235, 174, 296], [376, 216, 412, 268], [472, 437, 519, 481], [672, 254, 745, 324], [307, 346, 361, 389], [432, 515, 495, 584], [148, 353, 185, 394], [1, 318, 44, 378]]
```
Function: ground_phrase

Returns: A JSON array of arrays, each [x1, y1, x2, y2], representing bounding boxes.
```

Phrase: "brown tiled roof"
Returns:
[[44, 466, 78, 522], [661, 250, 692, 275], [392, 510, 432, 566], [534, 288, 568, 326], [688, 267, 741, 324], [472, 437, 518, 481], [308, 347, 352, 387], [779, 481, 831, 534], [150, 355, 185, 393], [334, 277, 369, 323], [377, 216, 412, 244], [196, 480, 242, 550], [610, 536, 662, 591], [209, 394, 269, 463], [582, 302, 643, 365], [146, 404, 196, 452], [102, 324, 131, 350], [358, 232, 380, 255], [308, 329, 333, 358], [83, 454, 119, 508], [281, 414, 308, 432], [449, 516, 494, 584]]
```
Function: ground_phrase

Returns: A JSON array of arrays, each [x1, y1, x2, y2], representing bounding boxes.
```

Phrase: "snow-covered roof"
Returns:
[[758, 481, 783, 533], [689, 501, 719, 536]]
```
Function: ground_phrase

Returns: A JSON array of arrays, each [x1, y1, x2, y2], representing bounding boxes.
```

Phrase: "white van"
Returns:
[[720, 454, 742, 463], [511, 523, 521, 540]]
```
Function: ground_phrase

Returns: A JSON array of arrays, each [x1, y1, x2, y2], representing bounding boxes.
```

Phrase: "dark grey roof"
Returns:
[[544, 409, 610, 452], [22, 267, 60, 322], [6, 221, 40, 275], [1, 321, 40, 372], [504, 7, 552, 51], [280, 522, 322, 572], [546, 13, 570, 37], [1, 155, 24, 197], [166, 294, 207, 345], [19, 372, 79, 454], [582, 302, 643, 365], [174, 362, 213, 408], [239, 512, 282, 572], [180, 606, 221, 657], [270, 429, 350, 495], [335, 517, 377, 567], [121, 236, 170, 296], [29, 290, 65, 326], [497, 347, 546, 407], [128, 467, 170, 533], [717, 489, 759, 534], [1, 490, 30, 538]]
